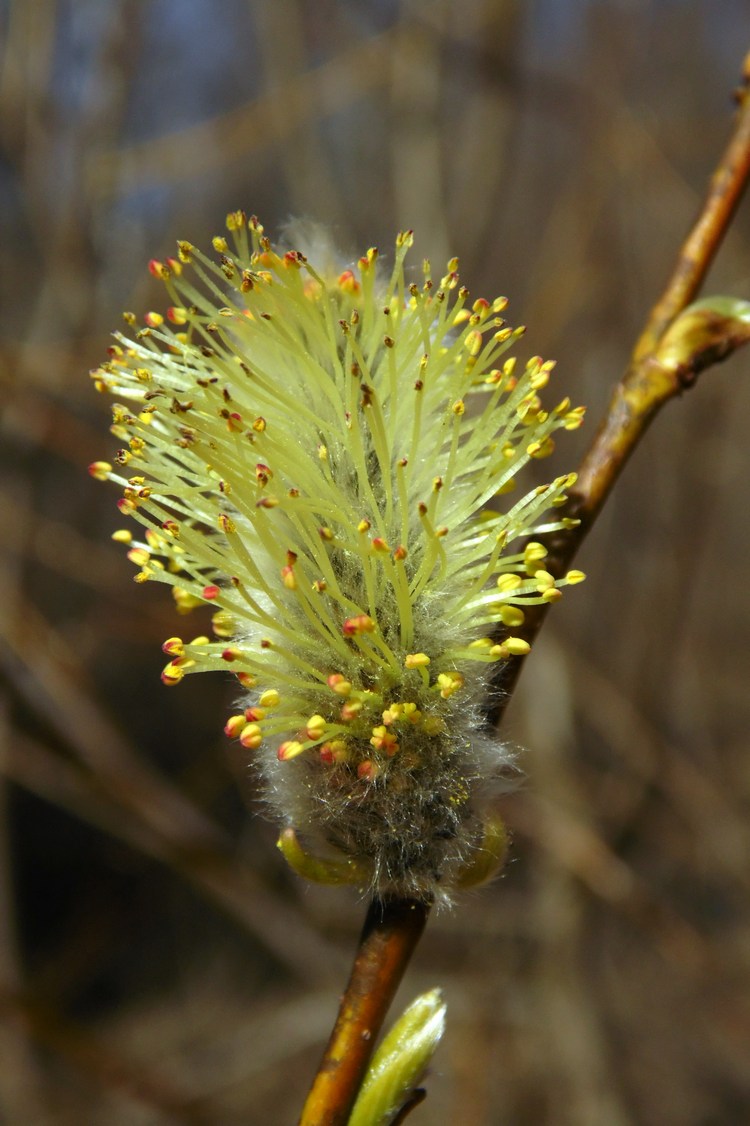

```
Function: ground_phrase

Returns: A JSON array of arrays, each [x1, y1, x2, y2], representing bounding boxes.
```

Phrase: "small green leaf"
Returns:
[[454, 813, 509, 889], [277, 827, 369, 885], [348, 989, 447, 1126], [656, 296, 750, 379]]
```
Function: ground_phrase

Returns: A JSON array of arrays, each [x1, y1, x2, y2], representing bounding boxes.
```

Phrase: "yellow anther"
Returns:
[[405, 652, 430, 669], [161, 637, 184, 656], [320, 739, 351, 764], [277, 740, 305, 761], [464, 330, 483, 356], [503, 637, 531, 656], [242, 705, 265, 723], [534, 569, 556, 592], [239, 723, 263, 750], [565, 569, 586, 584], [563, 406, 586, 430], [161, 661, 185, 685], [259, 689, 281, 708], [524, 541, 547, 564], [437, 671, 464, 699], [327, 674, 352, 697], [343, 614, 375, 636], [340, 700, 362, 722], [527, 436, 556, 459], [400, 702, 421, 723], [305, 715, 327, 741], [382, 705, 401, 725], [497, 573, 522, 592], [224, 715, 246, 738], [211, 610, 235, 638], [370, 726, 399, 754], [111, 529, 132, 544], [172, 587, 204, 614]]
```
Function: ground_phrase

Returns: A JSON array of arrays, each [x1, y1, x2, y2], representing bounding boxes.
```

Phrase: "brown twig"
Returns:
[[573, 49, 750, 529], [299, 897, 430, 1126], [633, 50, 750, 362], [493, 48, 750, 711], [302, 49, 750, 1125]]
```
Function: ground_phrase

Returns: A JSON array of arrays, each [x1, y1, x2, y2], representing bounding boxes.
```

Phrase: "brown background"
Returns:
[[1, 2, 749, 1123]]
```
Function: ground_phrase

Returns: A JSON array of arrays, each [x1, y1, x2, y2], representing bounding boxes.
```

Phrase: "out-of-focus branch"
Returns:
[[0, 608, 344, 983]]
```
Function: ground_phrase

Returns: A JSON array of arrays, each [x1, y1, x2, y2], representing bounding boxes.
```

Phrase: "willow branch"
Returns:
[[493, 48, 750, 712], [633, 50, 750, 361], [299, 897, 430, 1126]]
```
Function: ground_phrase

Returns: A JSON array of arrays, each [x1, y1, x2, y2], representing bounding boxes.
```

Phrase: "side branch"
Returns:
[[573, 48, 750, 534], [299, 897, 430, 1126], [634, 49, 750, 361], [494, 47, 750, 711]]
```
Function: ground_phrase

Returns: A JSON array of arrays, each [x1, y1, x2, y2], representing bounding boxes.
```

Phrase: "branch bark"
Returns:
[[299, 898, 430, 1126], [493, 48, 750, 712]]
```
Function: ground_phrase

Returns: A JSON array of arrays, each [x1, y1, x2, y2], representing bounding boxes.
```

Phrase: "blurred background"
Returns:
[[1, 1, 750, 1123]]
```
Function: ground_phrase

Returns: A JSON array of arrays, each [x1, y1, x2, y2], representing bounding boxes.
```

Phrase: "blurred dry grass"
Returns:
[[1, 1, 750, 1123]]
